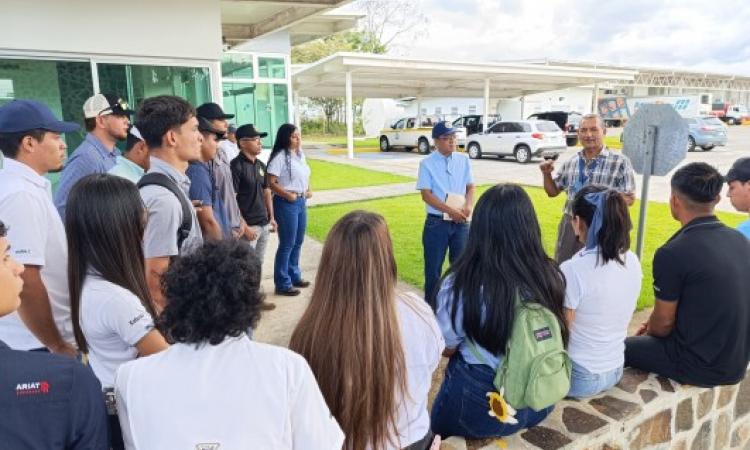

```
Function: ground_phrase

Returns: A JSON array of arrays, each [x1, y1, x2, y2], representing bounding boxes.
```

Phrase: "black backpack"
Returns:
[[137, 173, 192, 252]]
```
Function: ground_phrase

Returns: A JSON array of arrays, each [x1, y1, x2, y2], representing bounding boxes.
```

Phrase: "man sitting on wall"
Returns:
[[625, 162, 750, 387]]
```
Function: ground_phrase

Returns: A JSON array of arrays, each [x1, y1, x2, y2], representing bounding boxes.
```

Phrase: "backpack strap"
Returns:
[[137, 172, 192, 252]]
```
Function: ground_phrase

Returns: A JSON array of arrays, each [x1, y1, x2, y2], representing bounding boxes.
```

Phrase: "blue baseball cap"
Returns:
[[432, 120, 458, 139], [0, 99, 80, 134]]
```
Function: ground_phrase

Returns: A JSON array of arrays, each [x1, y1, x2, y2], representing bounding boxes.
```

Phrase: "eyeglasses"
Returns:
[[99, 99, 130, 116], [239, 137, 261, 143]]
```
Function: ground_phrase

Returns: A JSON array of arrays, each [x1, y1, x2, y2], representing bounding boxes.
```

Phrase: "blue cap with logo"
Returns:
[[0, 99, 80, 134], [432, 120, 458, 139]]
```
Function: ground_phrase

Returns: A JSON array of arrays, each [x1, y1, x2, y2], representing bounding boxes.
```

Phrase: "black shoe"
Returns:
[[293, 280, 311, 288], [275, 287, 301, 296]]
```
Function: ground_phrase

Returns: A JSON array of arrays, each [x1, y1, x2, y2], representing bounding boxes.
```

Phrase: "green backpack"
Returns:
[[468, 294, 571, 411]]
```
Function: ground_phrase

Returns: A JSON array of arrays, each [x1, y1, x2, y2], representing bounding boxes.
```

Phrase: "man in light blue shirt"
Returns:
[[416, 121, 475, 304], [726, 157, 750, 239], [54, 93, 133, 218], [108, 126, 149, 184]]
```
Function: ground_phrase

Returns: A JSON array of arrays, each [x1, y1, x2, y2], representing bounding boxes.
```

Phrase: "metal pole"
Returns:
[[483, 78, 490, 132], [591, 83, 599, 114], [345, 70, 354, 159], [635, 125, 658, 258]]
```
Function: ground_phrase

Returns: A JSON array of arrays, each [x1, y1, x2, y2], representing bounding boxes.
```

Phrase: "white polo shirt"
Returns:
[[0, 158, 73, 350], [394, 292, 445, 448], [561, 248, 642, 373], [80, 274, 154, 389], [115, 335, 344, 450]]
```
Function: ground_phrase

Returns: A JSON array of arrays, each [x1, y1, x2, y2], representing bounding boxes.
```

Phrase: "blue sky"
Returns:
[[342, 0, 750, 75]]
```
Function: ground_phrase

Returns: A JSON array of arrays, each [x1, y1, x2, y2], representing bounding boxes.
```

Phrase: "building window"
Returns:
[[450, 106, 459, 116], [435, 106, 442, 115], [97, 63, 211, 109], [258, 57, 286, 79], [468, 105, 477, 114], [221, 82, 288, 147], [222, 53, 254, 79], [420, 107, 427, 115]]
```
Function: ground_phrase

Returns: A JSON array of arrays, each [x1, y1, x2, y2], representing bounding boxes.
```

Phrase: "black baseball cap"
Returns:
[[196, 102, 234, 121], [83, 93, 134, 118], [235, 124, 268, 140], [725, 157, 750, 183], [0, 99, 80, 133]]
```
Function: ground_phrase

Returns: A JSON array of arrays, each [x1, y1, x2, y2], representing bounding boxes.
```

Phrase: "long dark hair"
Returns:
[[66, 174, 157, 353], [268, 123, 298, 178], [440, 184, 568, 355], [571, 185, 632, 265]]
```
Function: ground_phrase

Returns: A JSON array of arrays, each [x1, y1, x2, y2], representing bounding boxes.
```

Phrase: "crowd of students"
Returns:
[[0, 94, 750, 450]]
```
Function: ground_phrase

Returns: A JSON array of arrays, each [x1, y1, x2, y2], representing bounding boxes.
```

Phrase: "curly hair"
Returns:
[[158, 239, 264, 345]]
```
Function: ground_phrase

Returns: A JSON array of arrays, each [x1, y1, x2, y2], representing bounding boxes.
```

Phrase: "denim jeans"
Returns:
[[422, 215, 468, 303], [431, 354, 553, 439], [273, 195, 306, 290], [568, 361, 623, 398]]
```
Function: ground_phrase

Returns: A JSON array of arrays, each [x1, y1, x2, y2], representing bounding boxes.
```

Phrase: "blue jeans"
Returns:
[[568, 361, 623, 398], [273, 195, 306, 290], [423, 215, 468, 303], [431, 354, 553, 439]]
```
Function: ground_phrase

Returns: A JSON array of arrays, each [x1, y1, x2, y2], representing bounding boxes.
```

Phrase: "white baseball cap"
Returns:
[[83, 93, 134, 119]]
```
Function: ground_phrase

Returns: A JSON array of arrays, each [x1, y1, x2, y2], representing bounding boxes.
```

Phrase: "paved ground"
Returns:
[[307, 125, 750, 213]]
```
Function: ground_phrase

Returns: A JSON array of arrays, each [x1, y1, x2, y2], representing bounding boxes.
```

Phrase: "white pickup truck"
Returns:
[[379, 117, 466, 154]]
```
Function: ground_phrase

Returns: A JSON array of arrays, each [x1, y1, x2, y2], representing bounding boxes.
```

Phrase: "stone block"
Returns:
[[718, 385, 737, 409], [562, 406, 608, 434], [672, 440, 687, 450], [441, 436, 468, 450], [520, 426, 573, 450], [697, 389, 715, 419], [656, 375, 676, 393], [589, 396, 642, 421], [616, 368, 649, 393], [731, 420, 750, 447], [736, 378, 750, 420], [716, 413, 730, 449], [639, 389, 657, 404], [690, 420, 712, 450], [628, 409, 672, 449], [676, 398, 694, 432]]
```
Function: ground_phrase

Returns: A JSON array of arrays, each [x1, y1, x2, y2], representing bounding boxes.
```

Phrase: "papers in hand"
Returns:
[[443, 193, 471, 221]]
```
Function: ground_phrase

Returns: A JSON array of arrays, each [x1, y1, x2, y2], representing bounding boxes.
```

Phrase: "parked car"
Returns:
[[527, 111, 582, 146], [379, 116, 465, 154], [465, 120, 566, 163], [684, 116, 728, 151], [451, 114, 500, 148]]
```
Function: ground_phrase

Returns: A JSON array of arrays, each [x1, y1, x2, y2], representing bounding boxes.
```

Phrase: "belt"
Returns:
[[427, 213, 443, 219]]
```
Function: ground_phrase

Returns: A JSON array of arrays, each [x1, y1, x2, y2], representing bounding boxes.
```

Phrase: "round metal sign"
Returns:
[[622, 104, 688, 176]]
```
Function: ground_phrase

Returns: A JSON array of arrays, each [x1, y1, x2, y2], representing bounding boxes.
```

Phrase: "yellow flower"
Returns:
[[486, 388, 518, 425]]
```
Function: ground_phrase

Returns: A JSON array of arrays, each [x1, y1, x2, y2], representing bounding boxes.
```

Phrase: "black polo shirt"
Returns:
[[654, 215, 750, 386], [230, 153, 269, 226], [0, 340, 108, 448]]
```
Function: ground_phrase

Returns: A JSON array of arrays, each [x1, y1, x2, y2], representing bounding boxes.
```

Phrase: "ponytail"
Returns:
[[572, 185, 632, 265]]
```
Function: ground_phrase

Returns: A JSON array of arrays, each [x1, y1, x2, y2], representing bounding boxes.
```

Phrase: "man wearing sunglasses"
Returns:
[[54, 93, 133, 218], [416, 121, 475, 304]]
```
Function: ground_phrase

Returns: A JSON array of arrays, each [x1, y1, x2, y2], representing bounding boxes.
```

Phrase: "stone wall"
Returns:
[[451, 368, 750, 450]]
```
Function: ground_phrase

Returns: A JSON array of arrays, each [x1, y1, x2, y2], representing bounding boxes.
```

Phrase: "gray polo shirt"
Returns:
[[140, 156, 203, 258], [210, 146, 243, 230]]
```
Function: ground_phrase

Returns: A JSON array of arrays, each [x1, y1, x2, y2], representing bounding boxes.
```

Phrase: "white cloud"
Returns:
[[360, 0, 750, 75]]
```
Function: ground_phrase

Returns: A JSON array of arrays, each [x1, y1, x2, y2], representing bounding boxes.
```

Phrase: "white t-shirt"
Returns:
[[80, 275, 154, 388], [115, 336, 344, 450], [561, 248, 642, 373], [0, 159, 74, 349], [219, 139, 240, 162], [392, 292, 445, 449]]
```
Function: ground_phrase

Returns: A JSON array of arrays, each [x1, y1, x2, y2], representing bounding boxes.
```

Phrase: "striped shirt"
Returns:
[[554, 147, 635, 214]]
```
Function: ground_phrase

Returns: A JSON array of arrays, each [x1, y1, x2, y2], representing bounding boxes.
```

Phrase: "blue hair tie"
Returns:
[[583, 191, 608, 250]]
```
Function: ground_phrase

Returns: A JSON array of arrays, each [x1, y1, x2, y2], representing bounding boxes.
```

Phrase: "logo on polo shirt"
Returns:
[[15, 381, 50, 396], [195, 444, 220, 450]]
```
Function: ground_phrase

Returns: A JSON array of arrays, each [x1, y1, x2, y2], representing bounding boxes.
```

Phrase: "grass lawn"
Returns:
[[308, 159, 414, 191], [305, 135, 379, 148], [307, 185, 746, 310]]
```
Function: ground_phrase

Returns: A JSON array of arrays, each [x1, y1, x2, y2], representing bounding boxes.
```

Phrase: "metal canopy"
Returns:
[[292, 53, 638, 98], [292, 52, 637, 158]]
